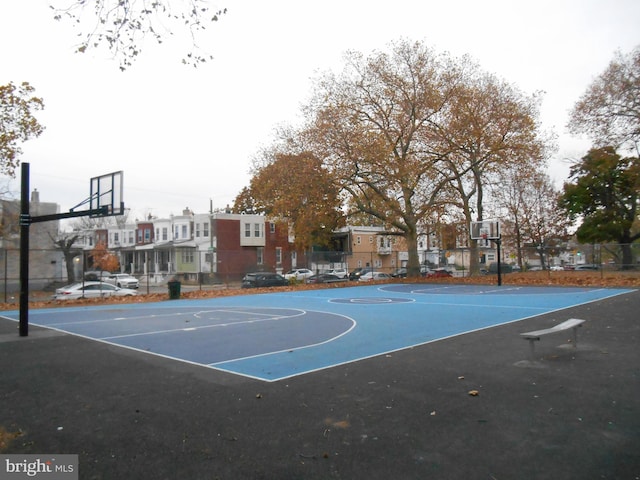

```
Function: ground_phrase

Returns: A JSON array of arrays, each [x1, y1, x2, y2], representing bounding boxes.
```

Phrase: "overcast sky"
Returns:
[[2, 0, 639, 222]]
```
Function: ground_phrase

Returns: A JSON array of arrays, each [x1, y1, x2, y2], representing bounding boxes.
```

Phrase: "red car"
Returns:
[[426, 268, 453, 278]]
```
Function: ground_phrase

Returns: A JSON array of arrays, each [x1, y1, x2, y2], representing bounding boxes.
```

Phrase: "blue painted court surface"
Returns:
[[4, 284, 634, 381]]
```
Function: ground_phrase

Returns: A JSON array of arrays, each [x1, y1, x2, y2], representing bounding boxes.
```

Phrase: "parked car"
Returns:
[[426, 268, 453, 278], [327, 268, 348, 279], [53, 282, 138, 300], [549, 265, 564, 271], [83, 270, 108, 281], [391, 268, 407, 278], [241, 272, 289, 288], [283, 268, 314, 281], [305, 274, 345, 284], [349, 267, 373, 281], [575, 264, 599, 271], [488, 262, 513, 274], [104, 273, 139, 289], [358, 271, 392, 282]]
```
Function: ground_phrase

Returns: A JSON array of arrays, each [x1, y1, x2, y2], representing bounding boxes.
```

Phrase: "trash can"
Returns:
[[168, 280, 181, 300]]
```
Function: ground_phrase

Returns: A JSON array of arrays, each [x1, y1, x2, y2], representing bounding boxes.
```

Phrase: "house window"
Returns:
[[144, 228, 151, 242], [275, 247, 282, 265], [257, 247, 264, 265], [162, 228, 168, 241], [114, 232, 119, 243], [129, 231, 134, 244], [270, 223, 276, 233], [182, 225, 187, 238], [195, 223, 200, 238], [254, 223, 261, 237], [203, 222, 209, 237], [174, 226, 179, 239], [181, 250, 194, 263], [245, 223, 251, 237]]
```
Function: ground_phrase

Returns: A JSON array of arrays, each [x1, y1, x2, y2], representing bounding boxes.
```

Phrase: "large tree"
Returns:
[[51, 0, 227, 70], [301, 39, 550, 276], [233, 151, 344, 250], [568, 45, 640, 151], [0, 82, 45, 177], [436, 68, 550, 273], [493, 166, 568, 268], [302, 41, 459, 276], [558, 147, 640, 269]]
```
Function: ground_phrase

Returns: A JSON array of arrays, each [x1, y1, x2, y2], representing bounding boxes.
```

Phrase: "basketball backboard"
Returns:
[[90, 171, 124, 216], [470, 219, 500, 240]]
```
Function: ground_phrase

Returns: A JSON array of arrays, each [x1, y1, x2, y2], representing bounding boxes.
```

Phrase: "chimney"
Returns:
[[31, 189, 40, 203]]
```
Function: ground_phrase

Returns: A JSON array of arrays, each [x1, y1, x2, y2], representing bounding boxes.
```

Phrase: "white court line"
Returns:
[[48, 307, 305, 327], [100, 310, 307, 340], [209, 314, 357, 367]]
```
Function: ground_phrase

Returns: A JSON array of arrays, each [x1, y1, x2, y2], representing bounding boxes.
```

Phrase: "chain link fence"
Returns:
[[1, 243, 638, 302]]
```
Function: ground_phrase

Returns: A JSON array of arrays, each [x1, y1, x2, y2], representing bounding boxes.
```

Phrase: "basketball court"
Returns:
[[2, 283, 634, 381]]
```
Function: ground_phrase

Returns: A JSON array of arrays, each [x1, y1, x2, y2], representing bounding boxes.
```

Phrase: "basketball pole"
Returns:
[[495, 236, 502, 287], [19, 163, 30, 336]]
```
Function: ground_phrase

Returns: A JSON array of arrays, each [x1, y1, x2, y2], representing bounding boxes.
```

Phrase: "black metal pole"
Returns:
[[19, 162, 30, 336], [496, 237, 502, 287]]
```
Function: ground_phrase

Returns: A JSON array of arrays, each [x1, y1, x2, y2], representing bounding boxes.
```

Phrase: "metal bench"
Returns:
[[520, 318, 586, 357]]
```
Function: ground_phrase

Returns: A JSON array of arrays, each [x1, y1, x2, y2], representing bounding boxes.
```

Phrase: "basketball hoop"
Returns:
[[470, 219, 500, 242]]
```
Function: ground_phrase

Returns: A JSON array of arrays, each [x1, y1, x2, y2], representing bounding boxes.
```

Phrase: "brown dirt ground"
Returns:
[[1, 271, 638, 312]]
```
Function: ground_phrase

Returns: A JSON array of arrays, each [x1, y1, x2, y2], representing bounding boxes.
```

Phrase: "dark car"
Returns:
[[391, 268, 407, 278], [349, 267, 372, 281], [241, 272, 289, 288], [488, 263, 513, 274], [305, 274, 345, 284], [575, 264, 599, 271]]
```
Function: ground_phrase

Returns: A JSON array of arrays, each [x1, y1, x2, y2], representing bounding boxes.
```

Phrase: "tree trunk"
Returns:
[[620, 241, 634, 270], [63, 250, 78, 282], [405, 228, 421, 277]]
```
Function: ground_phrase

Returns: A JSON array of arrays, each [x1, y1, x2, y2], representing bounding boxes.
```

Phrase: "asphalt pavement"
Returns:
[[0, 288, 638, 479]]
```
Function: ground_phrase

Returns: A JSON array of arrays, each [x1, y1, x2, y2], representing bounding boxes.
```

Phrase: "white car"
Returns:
[[104, 273, 139, 289], [358, 272, 392, 282], [283, 268, 314, 281], [53, 282, 138, 300], [327, 268, 348, 279]]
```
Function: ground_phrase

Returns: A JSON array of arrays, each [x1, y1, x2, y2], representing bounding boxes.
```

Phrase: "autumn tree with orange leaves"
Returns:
[[90, 243, 120, 273], [234, 152, 344, 250], [0, 82, 44, 177], [300, 39, 550, 276]]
